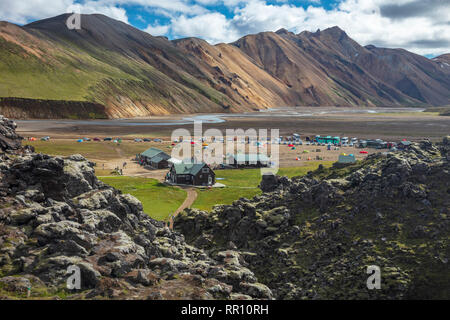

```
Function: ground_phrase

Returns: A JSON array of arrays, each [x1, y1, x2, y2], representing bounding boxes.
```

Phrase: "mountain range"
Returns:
[[0, 13, 449, 119]]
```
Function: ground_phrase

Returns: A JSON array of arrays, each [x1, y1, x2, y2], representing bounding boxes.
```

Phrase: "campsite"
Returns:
[[22, 130, 386, 222], [16, 107, 445, 223]]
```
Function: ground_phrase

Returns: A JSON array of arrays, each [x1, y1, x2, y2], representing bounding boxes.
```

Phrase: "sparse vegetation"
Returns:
[[24, 140, 167, 160], [424, 106, 450, 116], [192, 162, 333, 210]]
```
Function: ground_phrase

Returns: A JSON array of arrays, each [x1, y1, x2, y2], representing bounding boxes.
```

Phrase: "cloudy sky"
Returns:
[[0, 0, 449, 57]]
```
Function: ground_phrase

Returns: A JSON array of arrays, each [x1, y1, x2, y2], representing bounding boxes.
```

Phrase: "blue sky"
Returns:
[[0, 0, 449, 57], [126, 1, 342, 36]]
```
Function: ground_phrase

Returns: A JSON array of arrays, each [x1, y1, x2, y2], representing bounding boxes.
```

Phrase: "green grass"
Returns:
[[0, 37, 136, 101], [24, 140, 165, 160], [192, 161, 333, 211], [0, 35, 229, 116], [98, 177, 186, 221]]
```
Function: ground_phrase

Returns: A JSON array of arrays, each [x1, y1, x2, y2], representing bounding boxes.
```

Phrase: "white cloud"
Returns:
[[0, 0, 129, 24], [144, 24, 170, 36], [165, 0, 450, 56], [69, 1, 129, 23], [0, 0, 73, 24], [1, 0, 448, 56], [170, 12, 239, 43]]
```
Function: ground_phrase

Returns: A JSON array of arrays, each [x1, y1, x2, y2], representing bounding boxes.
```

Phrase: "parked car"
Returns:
[[104, 137, 112, 141], [143, 138, 151, 142], [93, 137, 100, 142], [154, 138, 162, 142]]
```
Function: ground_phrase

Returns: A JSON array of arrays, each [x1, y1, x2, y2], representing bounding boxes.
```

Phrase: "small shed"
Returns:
[[168, 162, 215, 186], [138, 147, 171, 169], [227, 153, 270, 168]]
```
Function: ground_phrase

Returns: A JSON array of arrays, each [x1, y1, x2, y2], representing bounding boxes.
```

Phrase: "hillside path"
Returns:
[[169, 187, 197, 230]]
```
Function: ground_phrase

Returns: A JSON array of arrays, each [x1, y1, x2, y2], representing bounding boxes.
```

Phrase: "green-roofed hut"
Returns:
[[168, 162, 215, 186], [138, 147, 171, 169], [227, 153, 270, 168]]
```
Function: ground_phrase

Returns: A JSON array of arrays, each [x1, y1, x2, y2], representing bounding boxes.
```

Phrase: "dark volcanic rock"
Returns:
[[259, 173, 280, 192], [1, 117, 449, 300], [0, 116, 22, 152], [0, 117, 270, 300], [176, 139, 450, 300]]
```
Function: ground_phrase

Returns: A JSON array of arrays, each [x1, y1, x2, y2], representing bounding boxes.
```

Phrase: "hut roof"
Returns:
[[231, 153, 270, 162], [172, 163, 209, 175], [141, 147, 167, 159]]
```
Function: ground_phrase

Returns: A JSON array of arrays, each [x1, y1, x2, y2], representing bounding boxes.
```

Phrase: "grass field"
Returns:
[[24, 140, 170, 160], [25, 139, 335, 216], [192, 161, 333, 211], [97, 162, 334, 218], [98, 176, 186, 221]]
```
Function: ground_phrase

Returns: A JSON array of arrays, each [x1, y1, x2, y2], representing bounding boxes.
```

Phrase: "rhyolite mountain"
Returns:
[[0, 13, 449, 119]]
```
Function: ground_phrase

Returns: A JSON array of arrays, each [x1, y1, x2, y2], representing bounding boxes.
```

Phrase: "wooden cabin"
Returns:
[[168, 162, 215, 186]]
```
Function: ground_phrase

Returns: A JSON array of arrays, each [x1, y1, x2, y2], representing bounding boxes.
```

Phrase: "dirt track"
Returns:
[[169, 188, 198, 230]]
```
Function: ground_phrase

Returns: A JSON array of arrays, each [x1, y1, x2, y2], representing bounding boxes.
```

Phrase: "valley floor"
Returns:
[[15, 108, 448, 221], [15, 107, 450, 141]]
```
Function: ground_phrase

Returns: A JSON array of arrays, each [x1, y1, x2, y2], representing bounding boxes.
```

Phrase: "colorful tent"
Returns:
[[360, 150, 368, 154]]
